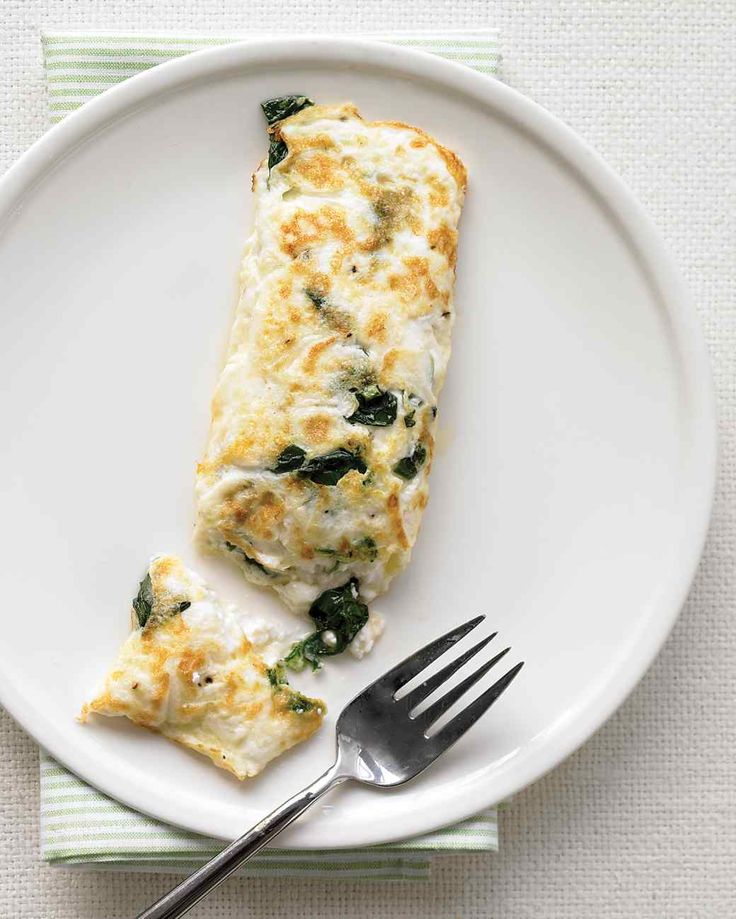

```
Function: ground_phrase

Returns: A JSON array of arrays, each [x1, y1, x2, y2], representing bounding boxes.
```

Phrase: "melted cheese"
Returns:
[[196, 102, 466, 613], [81, 556, 325, 779]]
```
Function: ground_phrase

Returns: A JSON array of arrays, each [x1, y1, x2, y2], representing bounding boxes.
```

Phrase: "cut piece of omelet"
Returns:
[[196, 98, 467, 625], [81, 555, 325, 779]]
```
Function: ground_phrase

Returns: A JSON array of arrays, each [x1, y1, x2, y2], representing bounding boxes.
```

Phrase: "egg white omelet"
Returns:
[[196, 99, 466, 619], [81, 555, 325, 779]]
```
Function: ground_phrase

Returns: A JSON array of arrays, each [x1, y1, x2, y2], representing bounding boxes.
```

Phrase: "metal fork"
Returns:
[[137, 615, 523, 919]]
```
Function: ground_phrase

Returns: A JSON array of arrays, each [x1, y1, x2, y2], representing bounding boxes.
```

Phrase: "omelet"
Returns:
[[81, 555, 325, 779], [196, 98, 466, 635]]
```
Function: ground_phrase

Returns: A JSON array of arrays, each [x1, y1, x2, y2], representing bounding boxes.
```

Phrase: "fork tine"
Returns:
[[402, 634, 499, 711], [411, 647, 511, 728], [427, 661, 524, 752], [377, 615, 485, 694]]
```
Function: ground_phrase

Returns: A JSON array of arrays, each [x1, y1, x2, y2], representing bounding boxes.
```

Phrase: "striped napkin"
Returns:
[[39, 29, 501, 880]]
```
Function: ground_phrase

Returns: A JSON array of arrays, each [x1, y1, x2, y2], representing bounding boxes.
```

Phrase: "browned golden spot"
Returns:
[[219, 412, 286, 465], [87, 695, 129, 716], [177, 649, 206, 679], [410, 138, 428, 149], [166, 616, 189, 638], [151, 556, 179, 582], [304, 272, 332, 296], [426, 277, 441, 301], [387, 491, 409, 550], [220, 432, 256, 463], [291, 152, 345, 191], [247, 700, 268, 719], [303, 335, 338, 374], [389, 265, 423, 302], [149, 669, 171, 706], [285, 132, 337, 154], [281, 207, 354, 259], [141, 618, 187, 655], [387, 256, 439, 317], [177, 702, 205, 718], [246, 492, 285, 541], [428, 225, 458, 268], [220, 488, 286, 543], [428, 177, 450, 208], [224, 671, 245, 707], [303, 414, 332, 444], [381, 348, 401, 377], [365, 311, 389, 344]]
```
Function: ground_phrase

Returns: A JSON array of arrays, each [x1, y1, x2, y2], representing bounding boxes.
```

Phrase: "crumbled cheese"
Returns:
[[237, 613, 293, 664], [321, 630, 338, 649], [349, 610, 385, 659]]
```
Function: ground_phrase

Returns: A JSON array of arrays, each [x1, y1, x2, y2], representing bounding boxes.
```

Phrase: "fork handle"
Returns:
[[136, 762, 346, 919]]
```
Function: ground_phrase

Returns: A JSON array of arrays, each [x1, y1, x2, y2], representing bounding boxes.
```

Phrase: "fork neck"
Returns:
[[303, 759, 350, 799]]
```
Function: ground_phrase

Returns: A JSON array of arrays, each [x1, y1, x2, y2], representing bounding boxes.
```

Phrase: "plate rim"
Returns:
[[0, 36, 716, 847]]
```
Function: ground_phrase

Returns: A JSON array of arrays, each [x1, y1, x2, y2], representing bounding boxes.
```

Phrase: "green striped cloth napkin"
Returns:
[[38, 29, 501, 880], [41, 29, 500, 123]]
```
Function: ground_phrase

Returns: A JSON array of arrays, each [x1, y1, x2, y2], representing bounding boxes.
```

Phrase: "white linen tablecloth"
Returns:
[[1, 1, 734, 917]]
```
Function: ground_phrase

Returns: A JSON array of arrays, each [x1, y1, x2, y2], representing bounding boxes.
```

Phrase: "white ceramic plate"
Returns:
[[0, 38, 715, 847]]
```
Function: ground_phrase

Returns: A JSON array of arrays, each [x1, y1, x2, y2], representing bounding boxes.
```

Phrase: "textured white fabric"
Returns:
[[1, 2, 735, 917]]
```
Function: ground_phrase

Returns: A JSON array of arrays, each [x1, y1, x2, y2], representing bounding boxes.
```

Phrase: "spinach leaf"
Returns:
[[403, 392, 422, 428], [284, 635, 324, 672], [346, 384, 397, 427], [268, 137, 289, 171], [284, 578, 369, 672], [266, 663, 287, 687], [271, 445, 367, 485], [315, 536, 377, 564], [261, 95, 315, 170], [287, 692, 317, 714], [393, 443, 428, 480], [354, 536, 378, 561], [133, 572, 190, 629], [261, 95, 314, 126], [305, 288, 327, 310], [224, 541, 274, 577], [309, 578, 370, 652], [132, 573, 154, 628], [304, 288, 353, 332], [271, 444, 307, 474], [298, 449, 366, 486], [266, 663, 318, 714]]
